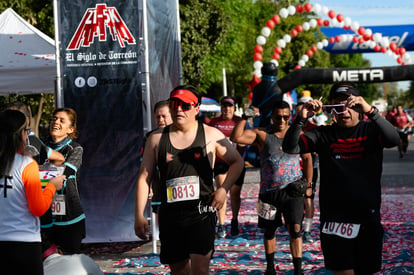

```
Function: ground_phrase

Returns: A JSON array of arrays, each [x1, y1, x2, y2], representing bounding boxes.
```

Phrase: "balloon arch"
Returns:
[[251, 3, 413, 78]]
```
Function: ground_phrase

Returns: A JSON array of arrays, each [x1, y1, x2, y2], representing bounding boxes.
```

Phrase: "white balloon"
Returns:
[[283, 34, 291, 43], [253, 61, 263, 70], [403, 53, 411, 62], [298, 60, 306, 67], [322, 39, 329, 47], [351, 21, 360, 32], [321, 6, 329, 15], [303, 22, 310, 31], [365, 28, 372, 36], [381, 37, 390, 47], [344, 17, 352, 27], [256, 35, 266, 45], [288, 5, 296, 15], [338, 21, 344, 28], [270, 60, 279, 67], [279, 8, 289, 18], [317, 42, 324, 49], [369, 41, 376, 49], [261, 27, 271, 37], [301, 55, 309, 62], [386, 50, 393, 57], [254, 69, 262, 77], [278, 39, 286, 48], [313, 4, 321, 13], [373, 33, 382, 43], [309, 19, 317, 28]]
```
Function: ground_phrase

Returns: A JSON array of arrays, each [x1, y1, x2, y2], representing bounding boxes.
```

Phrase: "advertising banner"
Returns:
[[58, 0, 142, 242], [321, 24, 414, 53]]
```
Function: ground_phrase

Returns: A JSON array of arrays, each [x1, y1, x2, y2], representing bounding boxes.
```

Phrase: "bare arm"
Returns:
[[134, 132, 159, 240], [301, 153, 313, 185]]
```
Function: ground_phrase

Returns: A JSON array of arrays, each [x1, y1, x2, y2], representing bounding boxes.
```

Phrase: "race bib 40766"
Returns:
[[322, 222, 360, 239]]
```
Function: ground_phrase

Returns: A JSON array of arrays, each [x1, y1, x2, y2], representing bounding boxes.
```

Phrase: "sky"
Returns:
[[309, 0, 414, 90]]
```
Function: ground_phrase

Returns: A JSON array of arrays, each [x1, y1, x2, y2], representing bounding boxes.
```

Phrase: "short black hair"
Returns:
[[153, 100, 170, 113], [272, 100, 290, 113]]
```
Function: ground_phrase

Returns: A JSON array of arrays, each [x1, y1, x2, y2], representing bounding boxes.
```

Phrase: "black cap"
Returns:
[[261, 62, 278, 76], [220, 96, 237, 106], [328, 83, 360, 100]]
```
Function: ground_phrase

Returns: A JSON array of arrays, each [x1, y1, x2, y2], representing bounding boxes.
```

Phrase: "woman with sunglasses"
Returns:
[[135, 85, 244, 275], [40, 108, 85, 255], [0, 110, 64, 275], [283, 83, 400, 275]]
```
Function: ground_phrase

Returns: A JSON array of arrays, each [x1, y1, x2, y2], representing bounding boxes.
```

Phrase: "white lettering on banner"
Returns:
[[166, 176, 200, 203], [51, 195, 66, 215], [257, 200, 277, 220], [333, 69, 384, 82], [322, 222, 360, 239], [332, 32, 409, 50]]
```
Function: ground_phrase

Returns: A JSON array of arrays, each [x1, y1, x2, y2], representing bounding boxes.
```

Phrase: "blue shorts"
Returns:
[[320, 220, 384, 273]]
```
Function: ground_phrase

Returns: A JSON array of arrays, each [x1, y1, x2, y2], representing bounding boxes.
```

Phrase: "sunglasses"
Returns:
[[322, 104, 347, 114], [274, 115, 290, 121], [169, 100, 197, 111]]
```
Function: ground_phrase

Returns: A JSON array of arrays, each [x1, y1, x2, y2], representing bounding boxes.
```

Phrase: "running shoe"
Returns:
[[230, 219, 239, 236], [216, 224, 226, 238], [303, 232, 314, 243]]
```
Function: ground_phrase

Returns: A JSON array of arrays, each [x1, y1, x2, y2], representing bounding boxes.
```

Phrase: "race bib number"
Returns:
[[51, 195, 66, 215], [166, 176, 200, 203], [322, 222, 360, 239], [257, 199, 277, 220]]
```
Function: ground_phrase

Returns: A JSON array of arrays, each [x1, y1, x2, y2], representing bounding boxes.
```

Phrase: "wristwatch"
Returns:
[[366, 106, 379, 119]]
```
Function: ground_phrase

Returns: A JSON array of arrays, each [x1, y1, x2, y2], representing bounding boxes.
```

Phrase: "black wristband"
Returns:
[[366, 106, 379, 119], [242, 114, 249, 120]]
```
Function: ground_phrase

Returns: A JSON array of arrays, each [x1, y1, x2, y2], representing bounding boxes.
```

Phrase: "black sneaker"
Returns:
[[216, 224, 226, 238], [264, 267, 276, 275], [230, 219, 239, 236]]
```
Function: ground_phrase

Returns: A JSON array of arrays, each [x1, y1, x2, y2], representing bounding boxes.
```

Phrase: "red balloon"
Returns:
[[381, 47, 387, 53], [399, 47, 406, 55], [328, 10, 335, 19], [344, 25, 350, 30], [402, 62, 407, 65], [296, 4, 304, 13], [294, 65, 302, 70], [317, 18, 324, 26], [274, 46, 283, 54], [397, 57, 402, 64], [272, 14, 281, 25], [253, 53, 262, 61], [335, 35, 341, 42], [389, 42, 398, 52], [304, 3, 312, 12], [311, 45, 318, 53], [248, 91, 253, 101], [306, 50, 313, 57], [352, 36, 359, 43], [362, 33, 370, 41], [272, 53, 280, 60], [328, 37, 335, 44], [296, 25, 303, 33], [358, 27, 365, 36], [323, 20, 330, 27], [374, 45, 381, 52], [358, 37, 364, 44], [254, 45, 263, 53], [266, 20, 275, 29], [336, 14, 344, 22], [290, 29, 298, 37]]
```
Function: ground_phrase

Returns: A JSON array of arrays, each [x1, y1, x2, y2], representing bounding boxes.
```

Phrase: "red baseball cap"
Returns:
[[170, 89, 199, 104]]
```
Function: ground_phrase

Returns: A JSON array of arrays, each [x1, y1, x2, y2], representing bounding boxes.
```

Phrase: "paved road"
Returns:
[[90, 139, 414, 274]]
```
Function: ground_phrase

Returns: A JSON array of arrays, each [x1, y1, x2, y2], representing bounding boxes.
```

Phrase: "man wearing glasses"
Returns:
[[231, 101, 309, 275], [135, 85, 244, 275], [283, 83, 400, 275]]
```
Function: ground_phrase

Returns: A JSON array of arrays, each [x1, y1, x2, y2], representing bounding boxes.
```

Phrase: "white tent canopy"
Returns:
[[0, 8, 56, 95]]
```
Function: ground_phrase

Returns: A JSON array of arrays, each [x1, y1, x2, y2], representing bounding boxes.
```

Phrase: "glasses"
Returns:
[[322, 104, 347, 114], [169, 100, 196, 111], [274, 115, 290, 121]]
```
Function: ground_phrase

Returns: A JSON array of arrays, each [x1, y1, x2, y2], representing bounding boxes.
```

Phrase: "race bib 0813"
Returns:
[[166, 176, 200, 203]]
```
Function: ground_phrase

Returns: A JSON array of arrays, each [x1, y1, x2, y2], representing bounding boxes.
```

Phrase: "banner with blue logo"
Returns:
[[320, 25, 414, 53], [57, 0, 142, 242]]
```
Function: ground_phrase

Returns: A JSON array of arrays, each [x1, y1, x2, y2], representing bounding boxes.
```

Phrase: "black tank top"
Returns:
[[158, 122, 214, 219]]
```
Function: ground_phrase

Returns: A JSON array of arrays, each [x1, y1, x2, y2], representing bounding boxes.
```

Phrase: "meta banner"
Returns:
[[320, 25, 414, 53], [58, 0, 142, 242]]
